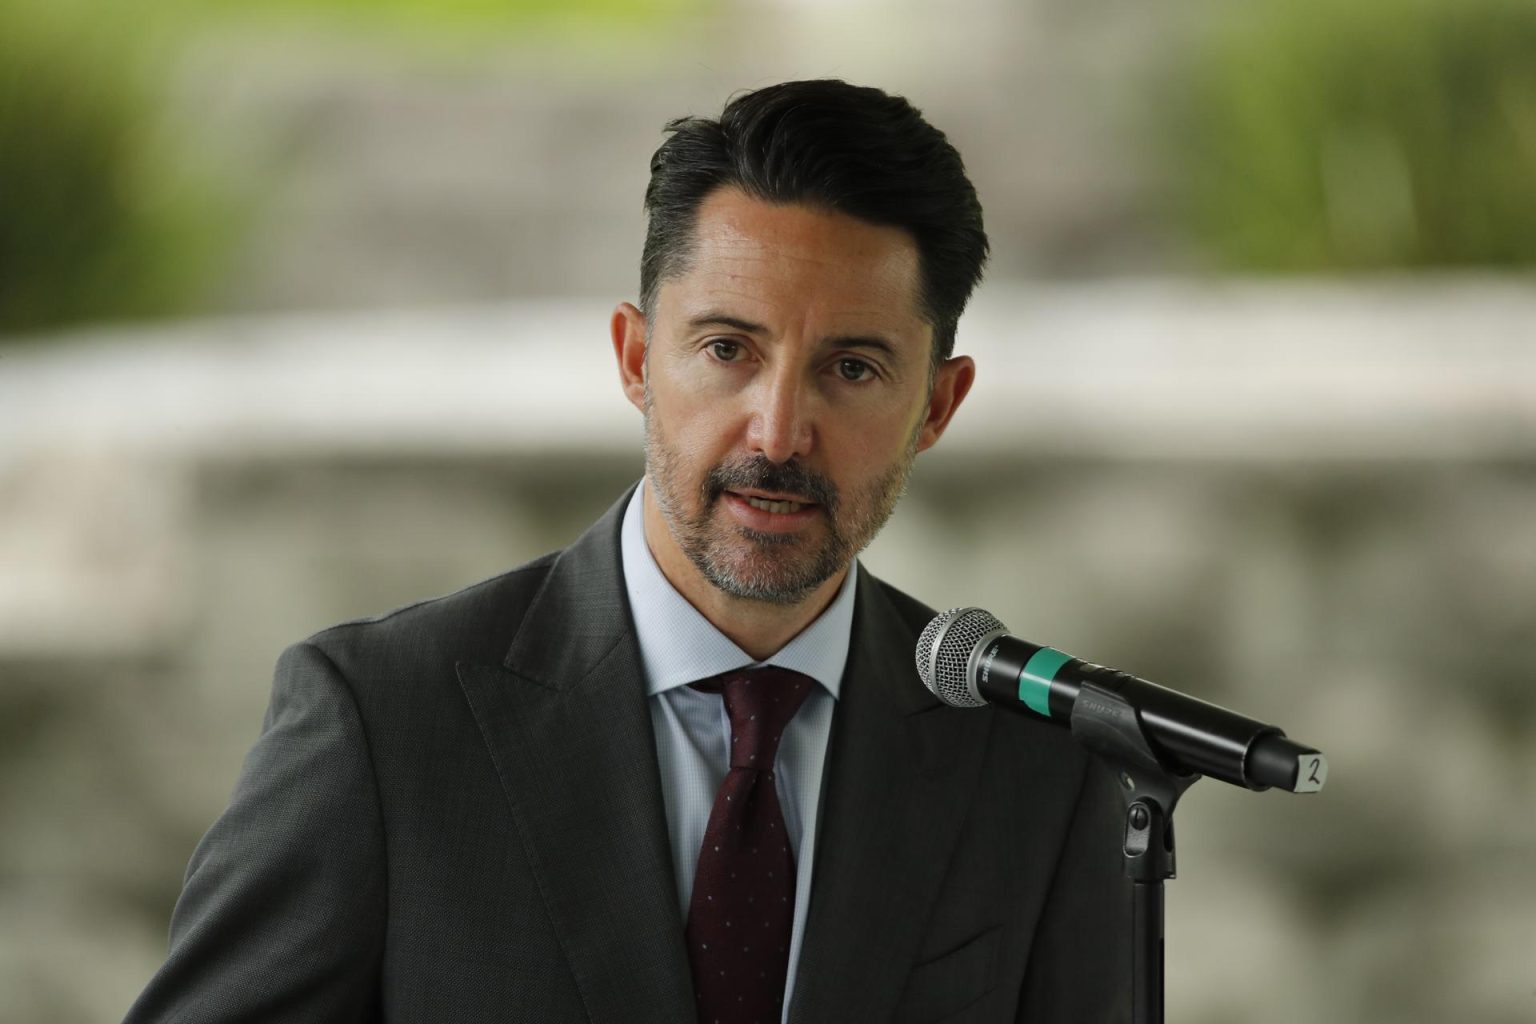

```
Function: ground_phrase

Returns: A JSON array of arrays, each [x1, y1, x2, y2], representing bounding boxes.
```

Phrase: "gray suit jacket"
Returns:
[[126, 492, 1131, 1022]]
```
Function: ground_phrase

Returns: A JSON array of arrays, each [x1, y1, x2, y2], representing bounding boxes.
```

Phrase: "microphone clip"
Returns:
[[1070, 680, 1199, 885]]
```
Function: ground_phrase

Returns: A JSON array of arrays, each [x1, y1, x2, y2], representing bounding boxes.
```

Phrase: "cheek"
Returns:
[[652, 393, 740, 469], [661, 347, 737, 402], [826, 404, 921, 466]]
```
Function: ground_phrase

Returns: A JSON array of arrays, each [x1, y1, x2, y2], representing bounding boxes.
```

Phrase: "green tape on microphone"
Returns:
[[1019, 647, 1072, 718]]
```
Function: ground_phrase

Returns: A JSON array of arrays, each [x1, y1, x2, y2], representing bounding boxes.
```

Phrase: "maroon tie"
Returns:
[[686, 667, 815, 1024]]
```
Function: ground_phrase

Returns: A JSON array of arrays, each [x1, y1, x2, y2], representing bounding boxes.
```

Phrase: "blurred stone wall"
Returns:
[[177, 0, 1176, 318], [3, 282, 1533, 1022]]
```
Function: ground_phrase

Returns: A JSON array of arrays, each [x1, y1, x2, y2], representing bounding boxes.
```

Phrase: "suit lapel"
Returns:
[[456, 496, 696, 1023], [789, 572, 995, 1023]]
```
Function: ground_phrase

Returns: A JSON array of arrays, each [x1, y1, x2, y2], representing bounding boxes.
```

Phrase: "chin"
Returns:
[[704, 570, 823, 606], [698, 535, 844, 606]]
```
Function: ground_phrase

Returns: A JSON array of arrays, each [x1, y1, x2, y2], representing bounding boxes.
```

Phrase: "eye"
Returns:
[[836, 358, 875, 382], [709, 339, 743, 362]]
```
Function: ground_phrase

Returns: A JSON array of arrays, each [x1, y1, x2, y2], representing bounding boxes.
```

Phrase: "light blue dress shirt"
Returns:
[[619, 481, 855, 1021]]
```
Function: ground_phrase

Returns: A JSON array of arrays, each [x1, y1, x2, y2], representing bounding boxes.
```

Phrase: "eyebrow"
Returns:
[[686, 312, 902, 360], [688, 313, 766, 335]]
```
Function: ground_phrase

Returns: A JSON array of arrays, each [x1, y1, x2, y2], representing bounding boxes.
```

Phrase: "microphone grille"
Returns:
[[916, 607, 1007, 708]]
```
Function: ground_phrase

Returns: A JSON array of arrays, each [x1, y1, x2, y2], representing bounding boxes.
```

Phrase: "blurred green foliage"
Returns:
[[0, 5, 232, 337], [230, 0, 702, 32], [1171, 0, 1536, 271], [0, 0, 699, 339]]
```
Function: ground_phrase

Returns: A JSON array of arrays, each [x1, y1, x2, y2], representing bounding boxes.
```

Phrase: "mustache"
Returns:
[[704, 456, 839, 512]]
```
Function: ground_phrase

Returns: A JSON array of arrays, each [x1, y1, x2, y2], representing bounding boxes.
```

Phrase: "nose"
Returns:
[[745, 364, 814, 464]]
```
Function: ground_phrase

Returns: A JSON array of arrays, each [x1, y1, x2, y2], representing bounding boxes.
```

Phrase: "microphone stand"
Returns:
[[1069, 681, 1200, 1024]]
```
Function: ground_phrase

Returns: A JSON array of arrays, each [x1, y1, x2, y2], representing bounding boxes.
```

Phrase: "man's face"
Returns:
[[613, 186, 973, 606]]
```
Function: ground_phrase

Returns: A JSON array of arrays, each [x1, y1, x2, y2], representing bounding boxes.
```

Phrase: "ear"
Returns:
[[915, 354, 976, 453], [611, 302, 648, 413]]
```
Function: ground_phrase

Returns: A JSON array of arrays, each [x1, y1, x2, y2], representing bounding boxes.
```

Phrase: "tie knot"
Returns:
[[695, 666, 815, 770]]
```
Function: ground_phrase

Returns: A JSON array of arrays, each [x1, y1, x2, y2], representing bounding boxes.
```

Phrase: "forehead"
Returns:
[[659, 187, 928, 336]]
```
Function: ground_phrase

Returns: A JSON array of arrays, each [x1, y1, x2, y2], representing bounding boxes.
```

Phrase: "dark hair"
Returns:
[[640, 79, 989, 363]]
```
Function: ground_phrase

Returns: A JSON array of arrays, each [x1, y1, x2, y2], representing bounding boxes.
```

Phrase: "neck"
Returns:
[[641, 487, 848, 661]]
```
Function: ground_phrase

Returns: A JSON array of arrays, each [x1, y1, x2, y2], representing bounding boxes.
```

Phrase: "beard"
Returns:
[[643, 404, 920, 606]]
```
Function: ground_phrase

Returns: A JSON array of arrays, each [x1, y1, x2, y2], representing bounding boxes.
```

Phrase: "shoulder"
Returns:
[[867, 573, 942, 634], [856, 567, 948, 655], [276, 488, 632, 702], [296, 550, 562, 681]]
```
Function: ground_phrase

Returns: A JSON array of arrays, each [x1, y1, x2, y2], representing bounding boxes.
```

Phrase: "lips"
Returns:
[[745, 495, 804, 514], [727, 490, 816, 516], [706, 457, 836, 521]]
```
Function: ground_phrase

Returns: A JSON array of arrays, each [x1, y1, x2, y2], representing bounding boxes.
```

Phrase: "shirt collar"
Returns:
[[620, 480, 854, 699]]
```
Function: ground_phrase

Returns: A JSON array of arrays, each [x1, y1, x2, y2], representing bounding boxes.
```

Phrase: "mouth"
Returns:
[[726, 489, 817, 515], [720, 489, 822, 530]]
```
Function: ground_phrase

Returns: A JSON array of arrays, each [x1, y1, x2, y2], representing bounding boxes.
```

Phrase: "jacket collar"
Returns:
[[459, 489, 697, 1023]]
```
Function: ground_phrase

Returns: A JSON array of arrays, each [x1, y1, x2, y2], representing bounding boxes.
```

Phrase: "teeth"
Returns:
[[746, 496, 804, 515]]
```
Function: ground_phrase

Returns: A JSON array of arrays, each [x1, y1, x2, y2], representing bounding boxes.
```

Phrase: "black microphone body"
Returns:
[[918, 608, 1327, 793]]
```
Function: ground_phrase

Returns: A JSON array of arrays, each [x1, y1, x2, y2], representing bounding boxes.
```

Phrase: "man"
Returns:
[[127, 79, 1130, 1023]]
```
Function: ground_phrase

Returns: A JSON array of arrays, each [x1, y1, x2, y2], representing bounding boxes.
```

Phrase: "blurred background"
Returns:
[[2, 0, 1534, 1020]]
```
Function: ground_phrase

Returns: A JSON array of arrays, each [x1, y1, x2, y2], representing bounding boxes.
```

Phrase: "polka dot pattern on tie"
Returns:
[[685, 667, 814, 1024]]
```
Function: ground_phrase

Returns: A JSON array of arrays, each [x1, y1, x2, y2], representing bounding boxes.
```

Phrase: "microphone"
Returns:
[[916, 608, 1327, 794]]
